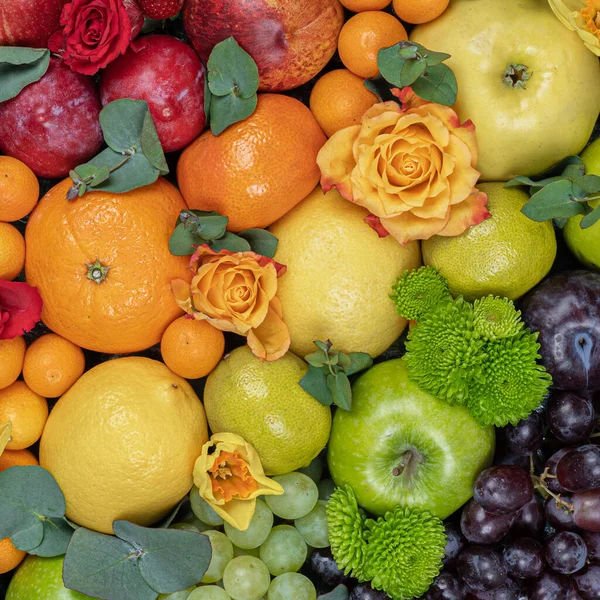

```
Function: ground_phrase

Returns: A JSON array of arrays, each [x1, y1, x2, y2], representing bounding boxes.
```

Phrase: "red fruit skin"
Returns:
[[182, 0, 344, 92], [124, 0, 145, 38], [0, 0, 67, 47], [139, 0, 183, 20], [0, 58, 103, 179], [99, 35, 206, 153]]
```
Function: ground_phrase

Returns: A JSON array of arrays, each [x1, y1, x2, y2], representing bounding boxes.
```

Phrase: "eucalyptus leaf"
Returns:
[[237, 229, 279, 258], [327, 372, 352, 411], [207, 37, 259, 99], [210, 93, 257, 136], [204, 76, 212, 122], [581, 204, 600, 229], [505, 175, 549, 188], [573, 174, 600, 195], [300, 366, 333, 406], [553, 217, 569, 229], [346, 352, 373, 376], [305, 350, 329, 368], [420, 48, 452, 66], [522, 180, 589, 222], [397, 44, 419, 59], [193, 214, 229, 240], [88, 148, 160, 193], [28, 517, 73, 557], [209, 231, 252, 253], [89, 165, 111, 187], [363, 78, 383, 101], [563, 162, 586, 180], [168, 223, 198, 256], [318, 584, 350, 600], [314, 340, 332, 353], [141, 110, 169, 174], [411, 63, 457, 106], [336, 352, 352, 371], [377, 45, 408, 87], [158, 499, 187, 529], [72, 164, 99, 181], [399, 58, 427, 87], [100, 99, 148, 153], [0, 47, 50, 102]]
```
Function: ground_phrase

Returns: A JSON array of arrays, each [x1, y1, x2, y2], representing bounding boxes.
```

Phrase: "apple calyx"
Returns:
[[502, 63, 532, 89], [392, 448, 424, 487], [86, 259, 110, 284]]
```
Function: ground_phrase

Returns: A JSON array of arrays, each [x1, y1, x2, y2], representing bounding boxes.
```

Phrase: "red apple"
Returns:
[[99, 35, 206, 153], [0, 0, 67, 47], [0, 58, 103, 179], [182, 0, 344, 92]]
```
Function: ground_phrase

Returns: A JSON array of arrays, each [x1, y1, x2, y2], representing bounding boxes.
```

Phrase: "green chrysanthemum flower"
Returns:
[[364, 507, 446, 600], [467, 330, 552, 427], [404, 297, 486, 405], [473, 295, 524, 340], [326, 485, 368, 580], [390, 266, 452, 322]]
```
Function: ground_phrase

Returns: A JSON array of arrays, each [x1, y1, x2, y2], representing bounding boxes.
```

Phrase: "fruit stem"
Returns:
[[530, 462, 575, 513], [391, 448, 424, 487], [502, 63, 532, 89], [85, 259, 110, 284]]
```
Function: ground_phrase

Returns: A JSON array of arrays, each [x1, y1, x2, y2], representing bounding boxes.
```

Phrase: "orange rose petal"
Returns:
[[436, 189, 490, 238], [317, 126, 361, 200], [382, 209, 449, 245], [247, 301, 290, 362], [391, 87, 430, 110]]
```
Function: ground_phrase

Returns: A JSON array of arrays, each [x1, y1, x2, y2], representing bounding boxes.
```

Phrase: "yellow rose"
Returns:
[[194, 432, 284, 531], [171, 245, 290, 361], [548, 0, 600, 55], [317, 87, 490, 245]]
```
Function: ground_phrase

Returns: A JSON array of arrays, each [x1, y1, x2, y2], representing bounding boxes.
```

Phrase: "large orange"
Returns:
[[177, 94, 326, 232], [25, 178, 190, 354]]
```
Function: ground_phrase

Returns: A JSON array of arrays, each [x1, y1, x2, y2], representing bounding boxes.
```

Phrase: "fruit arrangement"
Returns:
[[0, 0, 600, 599]]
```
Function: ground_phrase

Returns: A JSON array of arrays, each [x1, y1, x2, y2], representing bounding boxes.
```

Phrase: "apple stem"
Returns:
[[392, 452, 411, 477], [391, 449, 423, 486]]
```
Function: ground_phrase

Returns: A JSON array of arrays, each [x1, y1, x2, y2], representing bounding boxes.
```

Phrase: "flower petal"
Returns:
[[436, 188, 491, 238], [0, 281, 43, 340], [247, 298, 291, 362], [318, 126, 361, 200]]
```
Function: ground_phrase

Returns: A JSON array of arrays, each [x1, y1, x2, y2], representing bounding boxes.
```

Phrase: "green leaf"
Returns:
[[237, 229, 279, 258], [573, 174, 600, 194], [522, 179, 589, 222], [300, 366, 333, 406], [581, 203, 600, 229], [89, 165, 111, 187], [420, 48, 452, 67], [397, 44, 419, 59], [346, 352, 373, 376], [336, 352, 352, 371], [210, 231, 252, 253], [505, 175, 547, 188], [314, 340, 333, 353], [192, 214, 229, 241], [377, 45, 409, 87], [210, 93, 257, 136], [141, 110, 169, 175], [563, 162, 586, 180], [363, 78, 383, 101], [204, 75, 212, 123], [72, 164, 99, 181], [0, 47, 50, 102], [100, 99, 148, 153], [28, 517, 73, 557], [158, 499, 186, 529], [0, 466, 66, 552], [305, 350, 329, 368], [327, 372, 352, 411], [318, 585, 350, 600], [168, 222, 200, 256], [88, 148, 160, 193], [207, 37, 259, 99], [399, 58, 427, 87], [411, 63, 458, 106]]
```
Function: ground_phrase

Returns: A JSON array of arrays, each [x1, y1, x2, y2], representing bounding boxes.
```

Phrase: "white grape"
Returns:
[[267, 573, 316, 600], [202, 530, 234, 584], [157, 587, 195, 600], [265, 472, 318, 520], [224, 500, 273, 549], [294, 500, 329, 548], [169, 522, 201, 533], [297, 457, 323, 484], [233, 545, 260, 558], [318, 479, 335, 501], [188, 586, 231, 600], [222, 556, 271, 600], [259, 525, 307, 576], [190, 486, 225, 526]]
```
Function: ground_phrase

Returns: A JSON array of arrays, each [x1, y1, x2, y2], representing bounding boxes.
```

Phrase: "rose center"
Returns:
[[209, 450, 258, 502]]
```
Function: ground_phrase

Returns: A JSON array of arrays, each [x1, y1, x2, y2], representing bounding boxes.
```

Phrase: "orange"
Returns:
[[0, 381, 48, 450], [0, 448, 39, 472], [0, 156, 39, 223], [0, 223, 25, 280], [0, 337, 26, 390], [22, 334, 85, 398], [309, 69, 380, 137], [177, 94, 326, 232], [0, 538, 26, 574], [338, 11, 408, 78], [340, 0, 391, 11], [25, 178, 191, 354], [160, 316, 225, 380], [392, 0, 450, 24]]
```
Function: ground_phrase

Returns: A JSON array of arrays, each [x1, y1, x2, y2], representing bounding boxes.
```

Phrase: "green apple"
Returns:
[[6, 555, 91, 600], [327, 358, 495, 519]]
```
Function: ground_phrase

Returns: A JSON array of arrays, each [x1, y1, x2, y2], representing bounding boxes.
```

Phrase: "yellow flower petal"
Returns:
[[0, 422, 11, 457], [317, 126, 361, 201], [247, 298, 291, 362]]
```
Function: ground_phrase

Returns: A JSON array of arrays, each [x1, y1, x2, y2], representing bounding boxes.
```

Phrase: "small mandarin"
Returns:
[[0, 337, 26, 391], [340, 0, 392, 11], [0, 156, 39, 222], [22, 334, 85, 398], [338, 11, 408, 78], [0, 223, 25, 280], [0, 448, 39, 472], [310, 69, 379, 137], [392, 0, 450, 24], [0, 538, 26, 575], [160, 316, 225, 380], [0, 381, 48, 450]]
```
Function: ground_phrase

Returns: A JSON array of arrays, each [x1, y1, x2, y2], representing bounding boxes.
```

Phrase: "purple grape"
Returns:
[[556, 445, 600, 491], [502, 537, 545, 579], [544, 531, 588, 574], [544, 448, 574, 495], [547, 391, 596, 443], [493, 448, 532, 471], [511, 495, 545, 538], [461, 499, 516, 544], [424, 572, 465, 600], [457, 546, 506, 591], [349, 583, 391, 599], [464, 578, 523, 600], [567, 586, 585, 600], [527, 569, 570, 600], [443, 522, 466, 570], [581, 530, 600, 560], [572, 563, 600, 600], [572, 488, 600, 532], [545, 495, 578, 531], [309, 547, 352, 588], [500, 412, 544, 456], [473, 466, 534, 515]]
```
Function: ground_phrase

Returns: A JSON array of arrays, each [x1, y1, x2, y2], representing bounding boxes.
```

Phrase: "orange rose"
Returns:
[[317, 87, 490, 245], [171, 245, 290, 361]]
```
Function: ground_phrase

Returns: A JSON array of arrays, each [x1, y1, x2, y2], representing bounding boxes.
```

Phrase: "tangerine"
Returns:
[[0, 337, 26, 390], [0, 156, 39, 223], [392, 0, 450, 24], [0, 448, 39, 472], [0, 381, 48, 450], [0, 223, 25, 280], [340, 0, 392, 11], [0, 538, 26, 575]]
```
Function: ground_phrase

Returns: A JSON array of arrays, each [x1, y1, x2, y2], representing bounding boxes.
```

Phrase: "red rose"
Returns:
[[48, 0, 132, 76], [0, 281, 43, 340]]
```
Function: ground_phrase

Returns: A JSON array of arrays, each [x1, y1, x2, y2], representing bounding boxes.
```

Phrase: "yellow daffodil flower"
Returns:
[[548, 0, 600, 55]]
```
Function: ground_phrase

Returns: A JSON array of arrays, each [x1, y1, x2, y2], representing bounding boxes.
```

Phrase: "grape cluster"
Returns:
[[425, 389, 600, 600]]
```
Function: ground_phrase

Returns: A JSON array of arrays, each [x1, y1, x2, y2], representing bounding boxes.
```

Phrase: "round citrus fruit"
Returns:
[[422, 183, 557, 301], [39, 357, 209, 534], [269, 186, 421, 358], [392, 0, 450, 24], [160, 316, 225, 380], [0, 381, 48, 450], [338, 11, 408, 78], [309, 69, 379, 138], [0, 538, 26, 575], [0, 448, 38, 472], [177, 94, 326, 232], [0, 156, 39, 223], [204, 345, 331, 476], [25, 178, 190, 354], [0, 337, 26, 390], [0, 223, 25, 280], [340, 0, 392, 11], [22, 334, 85, 398]]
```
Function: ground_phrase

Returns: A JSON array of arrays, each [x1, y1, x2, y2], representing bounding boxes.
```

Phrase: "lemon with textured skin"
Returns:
[[269, 186, 421, 358], [422, 183, 556, 301], [39, 357, 209, 534], [204, 346, 331, 476]]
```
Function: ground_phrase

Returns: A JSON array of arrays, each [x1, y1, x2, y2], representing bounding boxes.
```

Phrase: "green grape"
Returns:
[[202, 530, 234, 584], [224, 500, 273, 550], [188, 586, 231, 600], [233, 545, 260, 558], [267, 573, 316, 600], [317, 478, 335, 502], [265, 472, 318, 520], [294, 500, 329, 548], [259, 525, 307, 576], [222, 556, 271, 600], [181, 516, 213, 533], [157, 588, 195, 600], [297, 458, 323, 484], [190, 486, 225, 527], [169, 522, 201, 533]]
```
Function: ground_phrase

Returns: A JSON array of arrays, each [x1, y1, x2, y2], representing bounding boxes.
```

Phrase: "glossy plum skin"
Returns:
[[100, 35, 206, 153], [0, 0, 66, 47], [520, 270, 600, 391], [0, 58, 103, 178]]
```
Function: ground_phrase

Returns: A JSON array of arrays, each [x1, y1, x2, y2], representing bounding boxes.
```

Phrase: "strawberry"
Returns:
[[138, 0, 184, 20]]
